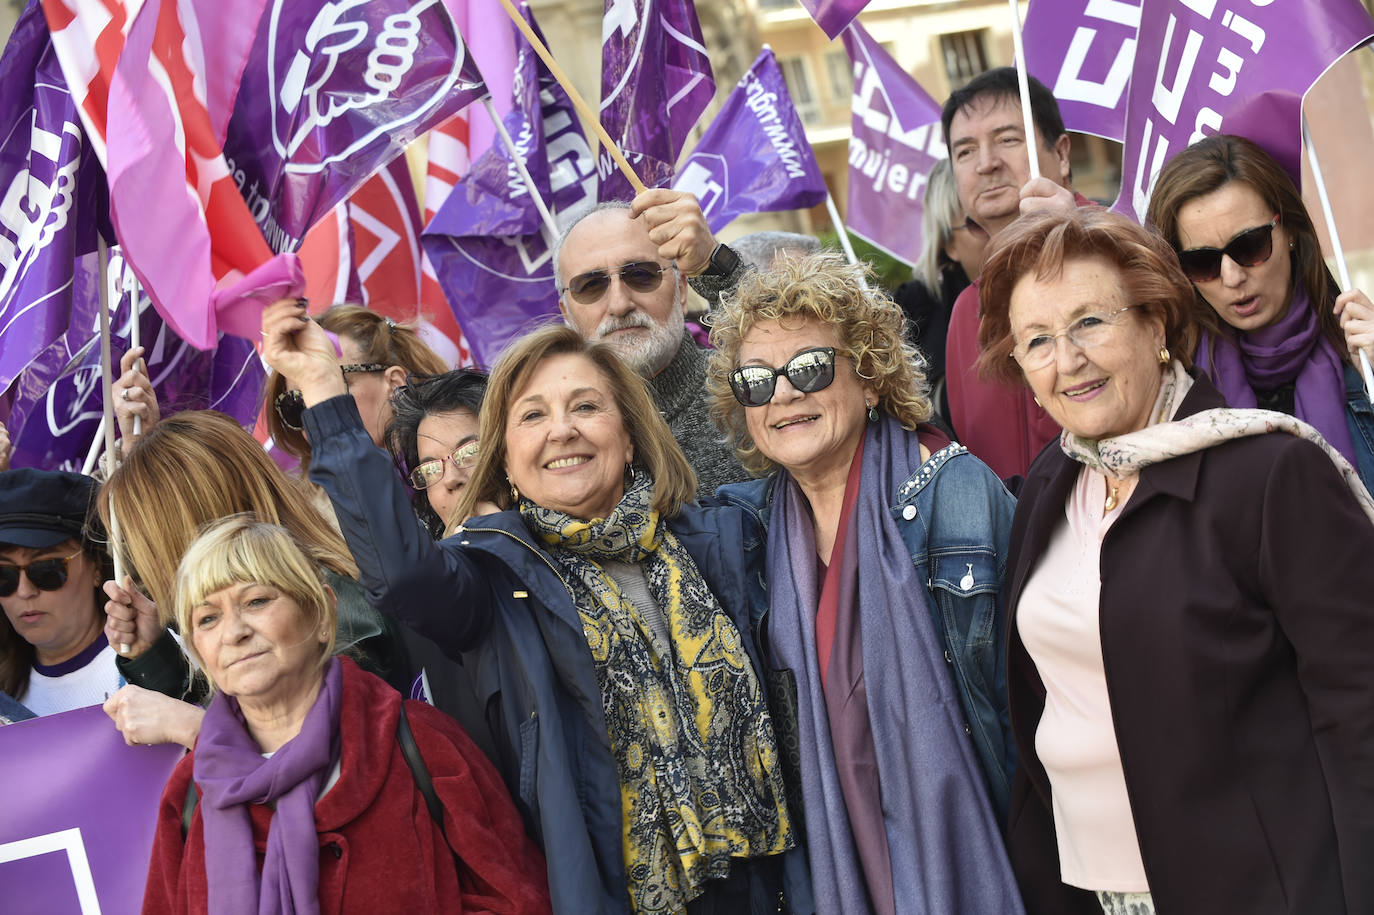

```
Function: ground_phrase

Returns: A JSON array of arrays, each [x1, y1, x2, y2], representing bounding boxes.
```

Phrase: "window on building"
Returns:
[[758, 0, 792, 9], [825, 50, 852, 102], [940, 30, 989, 90], [778, 56, 821, 125]]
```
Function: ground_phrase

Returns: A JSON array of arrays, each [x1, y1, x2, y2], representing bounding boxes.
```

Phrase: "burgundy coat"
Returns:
[[1004, 374, 1374, 914], [142, 657, 551, 914]]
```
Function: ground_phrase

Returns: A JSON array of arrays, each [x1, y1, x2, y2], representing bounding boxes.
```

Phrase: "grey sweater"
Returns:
[[648, 332, 751, 499]]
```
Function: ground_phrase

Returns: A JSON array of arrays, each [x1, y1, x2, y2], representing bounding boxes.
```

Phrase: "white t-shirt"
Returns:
[[21, 638, 124, 717]]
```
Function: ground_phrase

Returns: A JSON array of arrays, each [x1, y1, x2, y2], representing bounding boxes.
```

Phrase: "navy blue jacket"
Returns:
[[304, 395, 792, 914]]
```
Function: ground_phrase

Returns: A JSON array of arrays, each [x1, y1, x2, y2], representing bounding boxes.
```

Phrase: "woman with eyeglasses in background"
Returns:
[[0, 469, 117, 720], [707, 253, 1022, 915], [386, 370, 489, 536], [1147, 134, 1374, 489]]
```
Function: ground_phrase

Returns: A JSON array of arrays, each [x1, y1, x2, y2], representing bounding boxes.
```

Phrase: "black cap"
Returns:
[[0, 469, 98, 549]]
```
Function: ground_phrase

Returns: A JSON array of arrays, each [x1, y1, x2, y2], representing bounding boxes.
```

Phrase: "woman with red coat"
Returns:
[[141, 516, 550, 914]]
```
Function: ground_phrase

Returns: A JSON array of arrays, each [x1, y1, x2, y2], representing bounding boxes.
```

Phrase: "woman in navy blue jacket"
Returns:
[[263, 305, 796, 915]]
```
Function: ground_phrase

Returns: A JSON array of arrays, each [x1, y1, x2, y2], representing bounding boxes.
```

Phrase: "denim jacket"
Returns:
[[717, 441, 1018, 821], [1343, 363, 1374, 490]]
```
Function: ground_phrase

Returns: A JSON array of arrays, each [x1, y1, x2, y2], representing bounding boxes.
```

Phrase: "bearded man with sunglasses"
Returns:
[[0, 469, 118, 719], [554, 189, 753, 496]]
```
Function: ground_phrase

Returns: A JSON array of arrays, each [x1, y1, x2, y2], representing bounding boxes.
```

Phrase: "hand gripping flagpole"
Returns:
[[482, 95, 561, 245], [1007, 0, 1040, 182], [96, 237, 131, 611], [493, 0, 648, 195], [1302, 113, 1374, 402], [824, 193, 858, 265]]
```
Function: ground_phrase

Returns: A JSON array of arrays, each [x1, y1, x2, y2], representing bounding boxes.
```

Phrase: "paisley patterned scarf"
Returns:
[[521, 469, 792, 914]]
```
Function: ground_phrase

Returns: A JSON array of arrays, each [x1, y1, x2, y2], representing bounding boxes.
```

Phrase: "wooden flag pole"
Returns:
[[1302, 113, 1374, 401], [493, 0, 647, 195], [1007, 0, 1040, 181], [482, 95, 561, 243], [825, 193, 859, 265]]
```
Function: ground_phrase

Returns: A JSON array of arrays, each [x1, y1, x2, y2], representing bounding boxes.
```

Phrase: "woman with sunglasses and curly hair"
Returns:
[[1147, 134, 1374, 488], [0, 468, 117, 719]]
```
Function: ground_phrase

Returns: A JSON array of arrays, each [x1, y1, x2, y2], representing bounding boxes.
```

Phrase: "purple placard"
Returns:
[[0, 704, 182, 915], [841, 23, 946, 266], [222, 0, 488, 252], [673, 49, 828, 233], [0, 3, 105, 393], [1113, 0, 1374, 222], [597, 0, 714, 200], [1022, 0, 1141, 142]]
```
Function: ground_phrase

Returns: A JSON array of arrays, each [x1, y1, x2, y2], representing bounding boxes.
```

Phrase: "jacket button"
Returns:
[[964, 724, 972, 735], [943, 649, 953, 664], [327, 842, 342, 859], [902, 505, 916, 521]]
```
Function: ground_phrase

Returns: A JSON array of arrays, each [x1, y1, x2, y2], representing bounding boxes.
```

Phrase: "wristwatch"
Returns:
[[700, 242, 741, 279]]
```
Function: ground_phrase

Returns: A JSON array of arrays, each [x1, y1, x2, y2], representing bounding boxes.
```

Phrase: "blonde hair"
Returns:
[[101, 410, 358, 624], [174, 516, 336, 675], [708, 252, 933, 477], [264, 305, 450, 466], [453, 324, 696, 530]]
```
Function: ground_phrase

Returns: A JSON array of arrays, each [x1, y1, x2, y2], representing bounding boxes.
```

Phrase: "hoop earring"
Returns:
[[1158, 346, 1170, 365]]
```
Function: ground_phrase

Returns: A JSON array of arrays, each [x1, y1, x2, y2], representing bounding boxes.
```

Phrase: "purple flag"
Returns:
[[597, 0, 715, 200], [842, 23, 947, 266], [798, 0, 870, 41], [673, 49, 827, 233], [0, 3, 105, 394], [1114, 0, 1374, 222], [422, 2, 596, 366], [0, 705, 182, 915], [5, 247, 263, 472], [1022, 0, 1141, 142], [222, 0, 488, 252]]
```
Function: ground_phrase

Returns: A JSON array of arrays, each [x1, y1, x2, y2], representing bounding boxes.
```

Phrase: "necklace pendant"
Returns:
[[1104, 492, 1118, 511]]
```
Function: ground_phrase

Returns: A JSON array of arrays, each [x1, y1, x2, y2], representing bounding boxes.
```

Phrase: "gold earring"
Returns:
[[1033, 396, 1042, 407], [1158, 346, 1170, 365], [508, 478, 520, 502]]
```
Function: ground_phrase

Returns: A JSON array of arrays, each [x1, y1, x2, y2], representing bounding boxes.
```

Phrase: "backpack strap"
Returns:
[[396, 701, 465, 869]]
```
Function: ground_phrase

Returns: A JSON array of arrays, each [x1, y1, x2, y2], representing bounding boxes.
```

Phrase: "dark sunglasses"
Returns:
[[729, 347, 837, 407], [562, 262, 669, 305], [1176, 215, 1280, 283], [274, 363, 388, 431], [409, 441, 480, 490], [0, 548, 84, 597]]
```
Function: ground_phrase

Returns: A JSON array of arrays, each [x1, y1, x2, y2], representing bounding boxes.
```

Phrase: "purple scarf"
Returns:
[[764, 414, 1023, 914], [194, 657, 343, 915], [1199, 283, 1357, 464]]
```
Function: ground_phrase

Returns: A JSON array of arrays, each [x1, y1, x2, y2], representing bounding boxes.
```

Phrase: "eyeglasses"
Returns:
[[561, 262, 670, 304], [729, 347, 838, 407], [1011, 306, 1138, 371], [273, 363, 387, 431], [409, 441, 480, 490], [0, 548, 84, 597], [1176, 214, 1280, 283]]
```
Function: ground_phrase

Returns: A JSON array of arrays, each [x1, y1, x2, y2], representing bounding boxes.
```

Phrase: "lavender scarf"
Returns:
[[1198, 282, 1357, 464], [194, 657, 343, 915], [765, 414, 1023, 914]]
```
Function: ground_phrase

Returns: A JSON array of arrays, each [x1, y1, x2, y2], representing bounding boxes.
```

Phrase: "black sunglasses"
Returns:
[[274, 363, 388, 431], [0, 548, 84, 597], [729, 347, 837, 407], [561, 262, 669, 305], [1176, 215, 1280, 283]]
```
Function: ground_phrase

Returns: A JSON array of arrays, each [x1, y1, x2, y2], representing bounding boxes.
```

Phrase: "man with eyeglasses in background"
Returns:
[[941, 67, 1094, 484], [553, 189, 753, 496]]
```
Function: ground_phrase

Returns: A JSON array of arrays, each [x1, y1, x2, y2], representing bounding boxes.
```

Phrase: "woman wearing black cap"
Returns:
[[0, 468, 118, 718]]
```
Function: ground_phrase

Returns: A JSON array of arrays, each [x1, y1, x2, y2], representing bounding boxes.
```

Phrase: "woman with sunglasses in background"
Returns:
[[1147, 134, 1374, 488], [707, 253, 1023, 915], [0, 468, 118, 719], [386, 369, 488, 536]]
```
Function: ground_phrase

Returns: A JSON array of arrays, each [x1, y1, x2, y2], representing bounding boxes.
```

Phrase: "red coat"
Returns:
[[142, 657, 550, 914]]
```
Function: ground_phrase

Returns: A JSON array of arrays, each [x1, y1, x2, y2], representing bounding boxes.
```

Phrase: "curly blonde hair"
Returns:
[[708, 252, 932, 477]]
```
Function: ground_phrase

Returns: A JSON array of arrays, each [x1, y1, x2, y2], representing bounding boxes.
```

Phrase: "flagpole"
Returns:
[[1006, 0, 1040, 181], [1302, 113, 1374, 401], [492, 0, 648, 195], [81, 420, 105, 475], [96, 237, 130, 604], [128, 273, 143, 437], [825, 193, 858, 265], [482, 96, 560, 244]]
